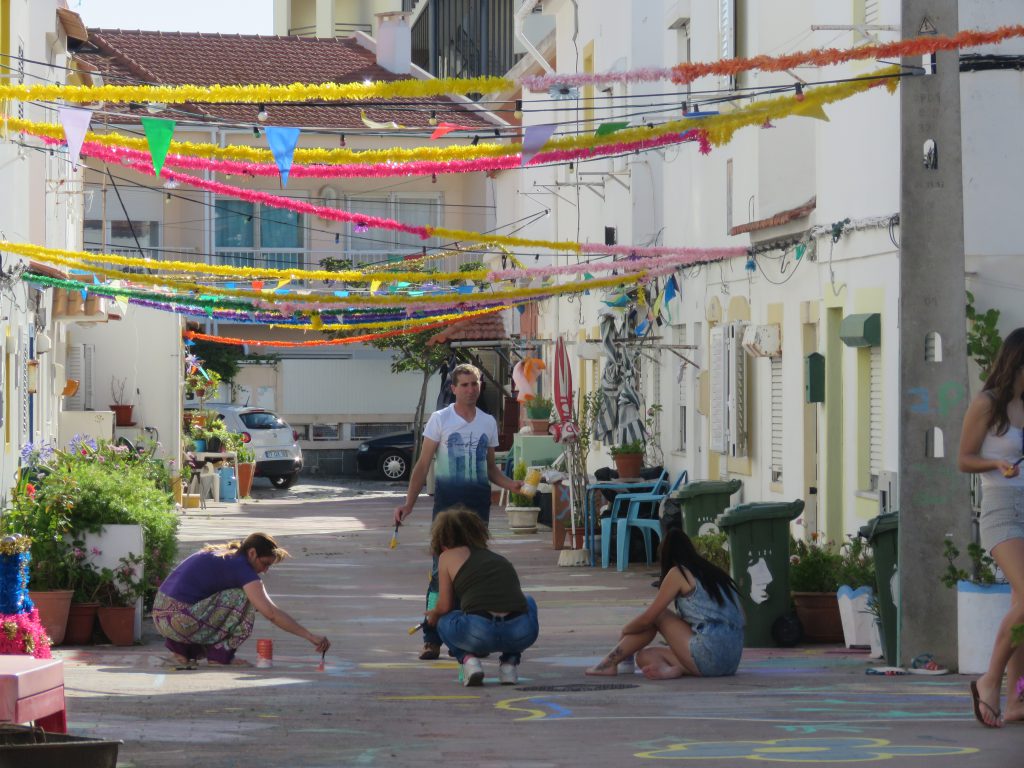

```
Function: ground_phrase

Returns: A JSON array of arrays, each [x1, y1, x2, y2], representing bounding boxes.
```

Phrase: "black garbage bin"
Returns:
[[859, 513, 899, 666], [717, 499, 805, 647]]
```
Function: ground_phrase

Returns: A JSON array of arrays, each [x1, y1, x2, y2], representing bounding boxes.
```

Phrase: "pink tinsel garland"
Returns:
[[0, 608, 52, 659], [50, 128, 710, 181]]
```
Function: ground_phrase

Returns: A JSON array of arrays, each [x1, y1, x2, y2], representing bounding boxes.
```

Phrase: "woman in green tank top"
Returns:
[[424, 506, 539, 686]]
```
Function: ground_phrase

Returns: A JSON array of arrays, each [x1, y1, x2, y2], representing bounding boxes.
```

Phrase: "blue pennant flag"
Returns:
[[265, 126, 301, 187]]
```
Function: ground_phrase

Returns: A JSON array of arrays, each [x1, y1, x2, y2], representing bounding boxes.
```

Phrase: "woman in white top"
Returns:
[[958, 327, 1024, 728]]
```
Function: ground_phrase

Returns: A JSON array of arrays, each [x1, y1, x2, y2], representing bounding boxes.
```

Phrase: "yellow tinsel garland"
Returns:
[[0, 76, 514, 105], [3, 66, 898, 169], [0, 241, 492, 283], [19, 245, 643, 306]]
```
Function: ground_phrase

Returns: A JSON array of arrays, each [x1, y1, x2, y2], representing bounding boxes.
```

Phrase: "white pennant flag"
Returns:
[[58, 107, 93, 170]]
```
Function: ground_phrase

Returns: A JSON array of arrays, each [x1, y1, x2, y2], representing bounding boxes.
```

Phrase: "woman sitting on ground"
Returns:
[[425, 506, 539, 686], [587, 528, 744, 679], [152, 532, 330, 666]]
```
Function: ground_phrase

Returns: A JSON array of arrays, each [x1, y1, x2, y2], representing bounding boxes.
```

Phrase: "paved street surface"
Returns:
[[55, 479, 1016, 767]]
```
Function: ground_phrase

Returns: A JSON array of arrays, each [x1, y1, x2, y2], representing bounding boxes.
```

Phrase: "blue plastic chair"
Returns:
[[600, 469, 668, 568], [615, 470, 688, 572]]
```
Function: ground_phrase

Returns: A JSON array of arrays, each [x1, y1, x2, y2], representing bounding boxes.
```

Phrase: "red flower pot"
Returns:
[[66, 603, 99, 645]]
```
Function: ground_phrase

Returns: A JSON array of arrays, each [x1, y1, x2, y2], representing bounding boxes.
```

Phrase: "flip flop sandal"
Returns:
[[908, 653, 950, 675], [971, 680, 1003, 728], [866, 666, 907, 676]]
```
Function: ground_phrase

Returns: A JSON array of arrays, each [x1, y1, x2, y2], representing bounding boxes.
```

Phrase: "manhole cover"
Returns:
[[516, 683, 639, 692]]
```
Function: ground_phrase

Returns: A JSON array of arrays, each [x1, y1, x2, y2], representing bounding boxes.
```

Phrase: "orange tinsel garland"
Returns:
[[671, 25, 1024, 84]]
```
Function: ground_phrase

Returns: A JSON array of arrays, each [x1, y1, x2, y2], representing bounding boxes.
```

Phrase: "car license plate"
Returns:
[[265, 450, 289, 459]]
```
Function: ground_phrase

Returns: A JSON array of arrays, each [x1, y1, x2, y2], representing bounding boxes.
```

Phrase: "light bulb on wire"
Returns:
[[513, 99, 523, 119], [256, 104, 269, 122], [428, 110, 437, 126]]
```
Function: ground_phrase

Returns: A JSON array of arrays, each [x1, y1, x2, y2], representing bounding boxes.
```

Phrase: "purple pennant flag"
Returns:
[[521, 123, 556, 166], [58, 107, 93, 170], [265, 126, 301, 187]]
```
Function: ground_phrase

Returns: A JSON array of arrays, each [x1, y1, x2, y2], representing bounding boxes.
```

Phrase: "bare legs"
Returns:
[[587, 610, 701, 679], [586, 626, 657, 675], [975, 537, 1024, 727]]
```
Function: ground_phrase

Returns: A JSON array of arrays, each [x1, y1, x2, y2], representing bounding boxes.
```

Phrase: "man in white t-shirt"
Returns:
[[394, 363, 521, 659]]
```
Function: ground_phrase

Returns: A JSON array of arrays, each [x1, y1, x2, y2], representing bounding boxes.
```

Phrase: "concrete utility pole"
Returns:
[[898, 0, 972, 667]]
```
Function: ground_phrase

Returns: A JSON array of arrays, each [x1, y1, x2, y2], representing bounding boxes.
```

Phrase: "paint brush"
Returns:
[[317, 650, 326, 672], [1004, 457, 1024, 476], [390, 524, 399, 549], [407, 622, 424, 635]]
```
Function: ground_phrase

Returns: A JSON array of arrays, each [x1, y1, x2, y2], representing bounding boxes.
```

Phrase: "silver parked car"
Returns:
[[188, 403, 303, 489]]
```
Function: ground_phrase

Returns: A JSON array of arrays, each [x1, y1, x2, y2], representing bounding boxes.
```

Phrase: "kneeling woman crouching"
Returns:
[[425, 506, 539, 686], [587, 528, 744, 679], [152, 532, 330, 666]]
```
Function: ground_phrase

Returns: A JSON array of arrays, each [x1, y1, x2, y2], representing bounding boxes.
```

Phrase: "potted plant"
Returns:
[[525, 396, 553, 433], [65, 541, 104, 645], [789, 533, 844, 643], [506, 461, 541, 534], [610, 439, 645, 479], [835, 536, 876, 649], [940, 536, 1008, 674], [185, 367, 223, 415], [109, 376, 134, 427], [95, 553, 146, 646]]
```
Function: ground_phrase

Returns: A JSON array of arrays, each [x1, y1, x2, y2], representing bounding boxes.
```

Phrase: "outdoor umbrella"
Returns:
[[594, 313, 646, 446]]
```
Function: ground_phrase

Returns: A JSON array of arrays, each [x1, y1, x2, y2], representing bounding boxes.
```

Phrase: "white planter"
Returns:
[[869, 620, 884, 659], [506, 506, 541, 534], [957, 580, 1012, 675], [836, 585, 875, 649]]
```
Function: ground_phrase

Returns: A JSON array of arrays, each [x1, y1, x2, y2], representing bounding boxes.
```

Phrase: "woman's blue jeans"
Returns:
[[438, 596, 539, 664]]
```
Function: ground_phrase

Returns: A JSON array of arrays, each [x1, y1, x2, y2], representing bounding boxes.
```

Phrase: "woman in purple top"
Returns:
[[152, 532, 330, 667]]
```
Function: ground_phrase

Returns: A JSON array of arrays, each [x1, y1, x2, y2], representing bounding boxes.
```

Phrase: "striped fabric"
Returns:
[[152, 588, 255, 663], [594, 314, 646, 446]]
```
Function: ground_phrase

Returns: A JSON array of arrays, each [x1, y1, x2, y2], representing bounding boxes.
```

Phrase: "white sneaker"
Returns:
[[498, 662, 518, 685], [462, 656, 484, 686]]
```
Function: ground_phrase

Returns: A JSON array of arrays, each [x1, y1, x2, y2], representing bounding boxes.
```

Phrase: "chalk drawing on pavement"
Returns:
[[636, 736, 977, 762]]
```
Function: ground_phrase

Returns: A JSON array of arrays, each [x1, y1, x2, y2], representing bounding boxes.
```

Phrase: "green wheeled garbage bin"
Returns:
[[717, 499, 805, 647], [859, 513, 899, 666], [669, 479, 743, 537]]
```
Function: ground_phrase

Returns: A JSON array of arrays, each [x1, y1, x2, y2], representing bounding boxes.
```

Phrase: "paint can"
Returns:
[[256, 638, 273, 668]]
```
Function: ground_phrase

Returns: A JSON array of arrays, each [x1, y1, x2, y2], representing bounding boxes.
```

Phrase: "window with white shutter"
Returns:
[[676, 325, 688, 453], [709, 325, 726, 453], [727, 321, 747, 458], [65, 344, 95, 411], [770, 356, 783, 482], [719, 0, 735, 89], [869, 345, 883, 488]]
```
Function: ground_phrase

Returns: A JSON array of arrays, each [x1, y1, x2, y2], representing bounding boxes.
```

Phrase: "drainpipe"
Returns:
[[514, 0, 554, 75]]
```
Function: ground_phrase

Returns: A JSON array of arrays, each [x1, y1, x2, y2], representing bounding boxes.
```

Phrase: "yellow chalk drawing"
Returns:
[[495, 696, 554, 721], [636, 736, 978, 762]]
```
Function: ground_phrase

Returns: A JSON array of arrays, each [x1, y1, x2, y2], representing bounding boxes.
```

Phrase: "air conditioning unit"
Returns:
[[742, 323, 781, 358]]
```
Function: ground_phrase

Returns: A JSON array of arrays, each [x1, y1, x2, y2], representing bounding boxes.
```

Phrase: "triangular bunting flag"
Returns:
[[265, 126, 301, 187], [521, 123, 556, 165], [360, 109, 404, 130], [793, 101, 830, 121], [430, 122, 473, 140], [140, 117, 176, 177], [595, 121, 629, 137], [58, 107, 92, 170]]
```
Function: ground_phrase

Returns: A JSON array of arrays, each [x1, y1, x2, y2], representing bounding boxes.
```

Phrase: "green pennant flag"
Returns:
[[595, 122, 629, 137], [140, 117, 176, 177]]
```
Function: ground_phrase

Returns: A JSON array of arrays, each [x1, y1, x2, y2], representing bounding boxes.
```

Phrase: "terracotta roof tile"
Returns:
[[428, 312, 508, 345], [729, 197, 816, 236], [77, 30, 494, 130]]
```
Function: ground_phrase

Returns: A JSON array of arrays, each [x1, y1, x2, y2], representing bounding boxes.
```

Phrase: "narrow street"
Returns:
[[53, 484, 1010, 767]]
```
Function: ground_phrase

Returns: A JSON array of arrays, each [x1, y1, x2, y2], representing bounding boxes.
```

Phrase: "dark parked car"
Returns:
[[357, 431, 415, 481]]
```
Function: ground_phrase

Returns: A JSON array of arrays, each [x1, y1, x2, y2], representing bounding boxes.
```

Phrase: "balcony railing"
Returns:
[[412, 0, 517, 82], [287, 22, 372, 38]]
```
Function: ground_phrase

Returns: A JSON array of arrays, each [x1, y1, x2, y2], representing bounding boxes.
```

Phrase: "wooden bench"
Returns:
[[0, 656, 66, 733]]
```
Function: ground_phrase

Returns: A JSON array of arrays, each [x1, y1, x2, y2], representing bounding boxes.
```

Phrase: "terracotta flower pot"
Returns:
[[237, 462, 255, 498], [110, 403, 134, 426], [792, 592, 845, 643], [28, 589, 74, 646], [66, 603, 100, 645], [97, 606, 136, 646], [612, 452, 644, 479]]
